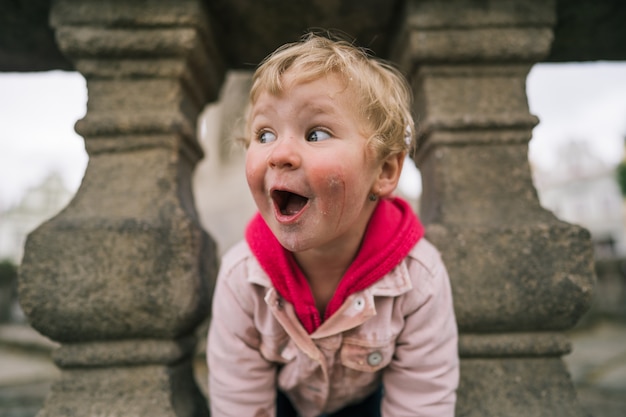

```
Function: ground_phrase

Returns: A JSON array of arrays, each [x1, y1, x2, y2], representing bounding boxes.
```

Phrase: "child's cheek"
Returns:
[[313, 166, 348, 216], [245, 153, 266, 198]]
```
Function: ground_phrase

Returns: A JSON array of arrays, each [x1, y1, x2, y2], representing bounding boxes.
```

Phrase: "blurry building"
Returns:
[[532, 140, 626, 259], [0, 172, 73, 264]]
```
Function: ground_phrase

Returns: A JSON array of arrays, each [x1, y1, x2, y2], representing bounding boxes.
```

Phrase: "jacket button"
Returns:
[[367, 351, 383, 367]]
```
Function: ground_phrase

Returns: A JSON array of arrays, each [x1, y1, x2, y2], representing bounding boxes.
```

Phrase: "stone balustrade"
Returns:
[[18, 1, 595, 416]]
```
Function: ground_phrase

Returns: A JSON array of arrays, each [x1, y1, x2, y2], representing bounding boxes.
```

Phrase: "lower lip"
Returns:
[[273, 201, 310, 225]]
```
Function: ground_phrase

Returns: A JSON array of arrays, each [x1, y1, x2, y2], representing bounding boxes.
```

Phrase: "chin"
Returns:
[[275, 232, 313, 254]]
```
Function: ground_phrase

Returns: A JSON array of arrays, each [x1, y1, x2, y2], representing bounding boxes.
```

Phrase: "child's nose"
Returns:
[[267, 138, 301, 169]]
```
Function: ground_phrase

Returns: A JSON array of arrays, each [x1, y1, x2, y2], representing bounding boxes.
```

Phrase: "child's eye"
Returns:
[[307, 130, 331, 142], [258, 131, 277, 143]]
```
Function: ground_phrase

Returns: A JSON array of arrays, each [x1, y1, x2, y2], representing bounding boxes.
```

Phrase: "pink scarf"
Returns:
[[245, 197, 424, 334]]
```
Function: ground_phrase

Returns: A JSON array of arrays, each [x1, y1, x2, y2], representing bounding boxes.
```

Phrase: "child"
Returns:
[[207, 33, 459, 417]]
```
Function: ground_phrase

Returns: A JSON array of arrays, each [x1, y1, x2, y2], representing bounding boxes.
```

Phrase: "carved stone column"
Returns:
[[18, 1, 223, 416], [392, 1, 595, 416]]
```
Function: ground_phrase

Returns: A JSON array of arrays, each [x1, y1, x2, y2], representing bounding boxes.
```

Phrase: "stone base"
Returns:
[[457, 357, 586, 417], [38, 361, 208, 417]]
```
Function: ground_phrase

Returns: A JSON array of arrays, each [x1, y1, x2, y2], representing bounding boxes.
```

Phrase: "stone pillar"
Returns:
[[18, 1, 223, 416], [392, 1, 595, 416]]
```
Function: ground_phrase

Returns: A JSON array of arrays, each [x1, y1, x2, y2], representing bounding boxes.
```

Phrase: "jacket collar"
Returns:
[[257, 260, 413, 344]]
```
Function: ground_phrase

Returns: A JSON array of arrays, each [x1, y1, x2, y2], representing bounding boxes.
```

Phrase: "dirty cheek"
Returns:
[[323, 173, 347, 230]]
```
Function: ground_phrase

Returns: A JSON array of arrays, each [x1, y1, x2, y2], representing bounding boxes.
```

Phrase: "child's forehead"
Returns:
[[252, 68, 356, 103], [251, 74, 364, 120]]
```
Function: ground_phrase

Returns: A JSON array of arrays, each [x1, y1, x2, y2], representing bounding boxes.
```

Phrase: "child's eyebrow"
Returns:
[[248, 103, 277, 120], [305, 96, 345, 114], [307, 104, 334, 114]]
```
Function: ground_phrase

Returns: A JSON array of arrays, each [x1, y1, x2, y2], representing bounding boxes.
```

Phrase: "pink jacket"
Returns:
[[207, 238, 459, 417]]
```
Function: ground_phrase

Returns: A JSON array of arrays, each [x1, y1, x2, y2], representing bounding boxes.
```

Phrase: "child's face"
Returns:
[[245, 71, 383, 254]]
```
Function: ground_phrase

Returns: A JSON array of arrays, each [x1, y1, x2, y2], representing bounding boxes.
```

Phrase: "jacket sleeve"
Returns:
[[207, 258, 277, 417], [382, 252, 459, 417]]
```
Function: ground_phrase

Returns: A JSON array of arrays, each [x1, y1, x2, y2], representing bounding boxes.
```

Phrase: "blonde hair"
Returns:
[[245, 32, 415, 160]]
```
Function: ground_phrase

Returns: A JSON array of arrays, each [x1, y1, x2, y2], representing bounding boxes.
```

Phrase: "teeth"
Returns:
[[272, 190, 308, 216], [284, 194, 307, 215]]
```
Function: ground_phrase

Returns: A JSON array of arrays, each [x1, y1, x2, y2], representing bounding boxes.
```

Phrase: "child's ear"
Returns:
[[373, 152, 406, 198]]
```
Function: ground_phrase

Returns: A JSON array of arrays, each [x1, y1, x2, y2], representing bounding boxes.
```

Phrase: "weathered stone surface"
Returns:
[[394, 1, 596, 415], [18, 1, 222, 416], [4, 0, 626, 72], [416, 142, 595, 333], [19, 146, 215, 342], [53, 338, 196, 367], [411, 65, 537, 132], [457, 358, 586, 417], [428, 222, 595, 332], [205, 0, 398, 67], [418, 143, 547, 225], [459, 332, 571, 357], [38, 363, 206, 417]]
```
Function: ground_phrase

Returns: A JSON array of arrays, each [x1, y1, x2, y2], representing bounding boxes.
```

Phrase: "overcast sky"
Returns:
[[527, 62, 626, 170], [1, 62, 625, 211], [0, 71, 87, 210]]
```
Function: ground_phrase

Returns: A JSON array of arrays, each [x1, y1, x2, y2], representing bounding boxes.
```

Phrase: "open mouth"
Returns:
[[271, 190, 309, 216]]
